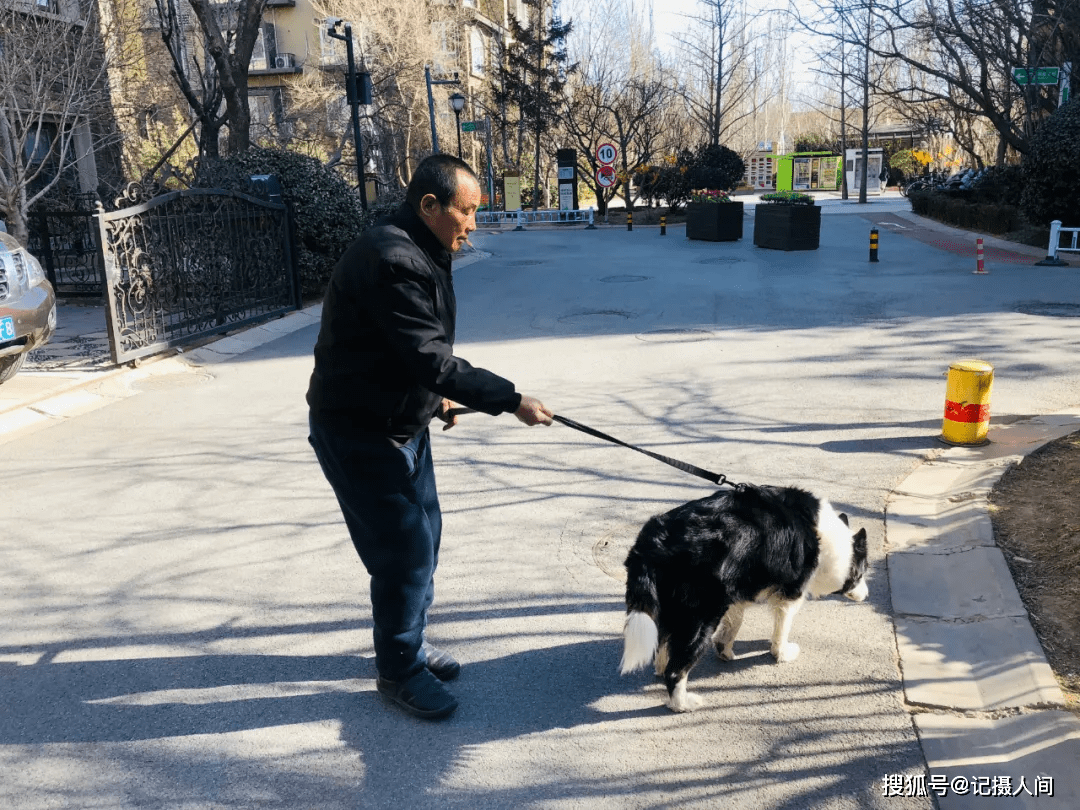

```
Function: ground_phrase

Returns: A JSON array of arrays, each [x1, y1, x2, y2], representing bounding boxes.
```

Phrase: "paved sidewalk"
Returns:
[[887, 416, 1080, 808]]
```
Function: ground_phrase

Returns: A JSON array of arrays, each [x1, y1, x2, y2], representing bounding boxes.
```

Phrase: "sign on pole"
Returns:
[[1013, 66, 1061, 85], [596, 143, 618, 165], [595, 165, 617, 188], [461, 121, 478, 133]]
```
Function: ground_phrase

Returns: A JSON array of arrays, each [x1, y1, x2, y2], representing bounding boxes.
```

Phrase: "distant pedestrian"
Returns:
[[307, 154, 553, 720]]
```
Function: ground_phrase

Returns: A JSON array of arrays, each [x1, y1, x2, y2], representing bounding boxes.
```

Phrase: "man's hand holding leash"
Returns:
[[438, 395, 554, 429], [515, 394, 554, 426]]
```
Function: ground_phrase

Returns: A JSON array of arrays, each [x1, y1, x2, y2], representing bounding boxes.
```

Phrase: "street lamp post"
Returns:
[[424, 67, 461, 153], [327, 19, 369, 210], [449, 93, 466, 159]]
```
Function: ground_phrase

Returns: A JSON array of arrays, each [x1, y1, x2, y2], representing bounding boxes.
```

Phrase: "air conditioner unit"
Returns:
[[274, 53, 296, 69]]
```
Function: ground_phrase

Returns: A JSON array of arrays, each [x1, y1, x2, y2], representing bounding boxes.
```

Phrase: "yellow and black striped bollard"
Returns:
[[869, 228, 879, 262], [660, 215, 666, 236], [627, 211, 633, 232]]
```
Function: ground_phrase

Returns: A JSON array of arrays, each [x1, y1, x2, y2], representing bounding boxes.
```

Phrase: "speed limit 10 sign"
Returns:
[[596, 143, 617, 165]]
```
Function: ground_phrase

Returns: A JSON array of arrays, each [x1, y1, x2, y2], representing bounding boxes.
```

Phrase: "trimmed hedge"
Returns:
[[908, 190, 1021, 235]]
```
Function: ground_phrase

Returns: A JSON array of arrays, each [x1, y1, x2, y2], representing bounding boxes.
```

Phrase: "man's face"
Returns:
[[419, 171, 481, 253]]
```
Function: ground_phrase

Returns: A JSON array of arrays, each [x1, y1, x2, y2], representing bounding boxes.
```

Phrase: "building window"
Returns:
[[470, 29, 485, 77], [318, 18, 345, 65], [431, 21, 457, 72], [251, 23, 278, 71], [24, 124, 56, 165], [250, 88, 286, 140]]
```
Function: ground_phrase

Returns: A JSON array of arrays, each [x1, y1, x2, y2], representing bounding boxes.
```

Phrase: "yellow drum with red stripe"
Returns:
[[941, 359, 993, 445]]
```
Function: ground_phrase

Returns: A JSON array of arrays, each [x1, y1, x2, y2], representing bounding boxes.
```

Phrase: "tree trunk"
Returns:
[[839, 17, 848, 201], [712, 11, 723, 147], [533, 125, 542, 210], [225, 76, 251, 154], [859, 1, 871, 204]]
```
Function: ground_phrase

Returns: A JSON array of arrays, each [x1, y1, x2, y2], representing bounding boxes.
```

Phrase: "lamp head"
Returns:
[[449, 92, 466, 114]]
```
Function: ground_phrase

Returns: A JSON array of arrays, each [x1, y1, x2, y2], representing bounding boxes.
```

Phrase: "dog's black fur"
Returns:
[[620, 485, 869, 712]]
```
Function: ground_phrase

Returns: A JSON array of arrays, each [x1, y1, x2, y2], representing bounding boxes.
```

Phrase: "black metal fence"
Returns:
[[97, 187, 299, 365], [28, 194, 105, 297]]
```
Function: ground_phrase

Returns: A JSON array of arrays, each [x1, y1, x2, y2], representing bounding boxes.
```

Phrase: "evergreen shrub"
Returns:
[[204, 147, 369, 298], [1020, 98, 1080, 227]]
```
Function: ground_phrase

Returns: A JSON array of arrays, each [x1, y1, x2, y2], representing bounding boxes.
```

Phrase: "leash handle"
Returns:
[[552, 414, 734, 488]]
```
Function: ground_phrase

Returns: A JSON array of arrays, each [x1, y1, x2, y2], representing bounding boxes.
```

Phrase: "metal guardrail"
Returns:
[[476, 208, 597, 229], [1036, 220, 1080, 266]]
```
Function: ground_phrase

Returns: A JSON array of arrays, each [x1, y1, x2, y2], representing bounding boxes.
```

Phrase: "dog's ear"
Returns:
[[853, 527, 867, 550], [838, 512, 850, 527]]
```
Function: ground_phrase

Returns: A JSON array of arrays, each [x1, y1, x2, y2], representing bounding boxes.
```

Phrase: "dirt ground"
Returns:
[[989, 430, 1080, 712]]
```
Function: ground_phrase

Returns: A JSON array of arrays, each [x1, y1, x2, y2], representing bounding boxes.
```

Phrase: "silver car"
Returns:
[[0, 230, 56, 384]]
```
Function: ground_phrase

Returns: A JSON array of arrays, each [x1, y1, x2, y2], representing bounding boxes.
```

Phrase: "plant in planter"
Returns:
[[753, 190, 821, 251], [686, 189, 744, 241]]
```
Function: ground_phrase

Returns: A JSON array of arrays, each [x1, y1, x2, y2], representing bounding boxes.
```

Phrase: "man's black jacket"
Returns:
[[307, 204, 521, 444]]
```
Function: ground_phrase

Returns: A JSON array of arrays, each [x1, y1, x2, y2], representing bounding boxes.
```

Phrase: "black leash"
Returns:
[[444, 406, 742, 488], [550, 414, 742, 489]]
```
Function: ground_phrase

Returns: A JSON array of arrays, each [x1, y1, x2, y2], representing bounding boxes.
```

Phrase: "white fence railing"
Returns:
[[1037, 219, 1080, 266], [475, 208, 596, 229]]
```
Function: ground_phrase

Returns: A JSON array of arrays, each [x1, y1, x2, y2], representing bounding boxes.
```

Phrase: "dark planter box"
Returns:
[[753, 204, 821, 251], [686, 201, 744, 241]]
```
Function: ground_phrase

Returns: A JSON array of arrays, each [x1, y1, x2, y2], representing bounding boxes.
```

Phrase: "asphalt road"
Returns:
[[3, 204, 1079, 808]]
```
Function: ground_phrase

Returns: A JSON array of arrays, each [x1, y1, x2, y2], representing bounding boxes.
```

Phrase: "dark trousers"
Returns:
[[308, 415, 441, 681]]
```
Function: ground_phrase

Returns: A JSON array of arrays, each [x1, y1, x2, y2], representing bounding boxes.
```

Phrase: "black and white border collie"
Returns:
[[619, 485, 869, 712]]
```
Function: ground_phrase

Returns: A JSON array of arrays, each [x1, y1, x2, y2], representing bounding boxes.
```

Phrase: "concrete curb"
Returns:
[[886, 411, 1080, 808]]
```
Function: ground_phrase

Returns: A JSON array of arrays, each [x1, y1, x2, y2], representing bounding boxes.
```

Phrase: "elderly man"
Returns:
[[307, 155, 553, 720]]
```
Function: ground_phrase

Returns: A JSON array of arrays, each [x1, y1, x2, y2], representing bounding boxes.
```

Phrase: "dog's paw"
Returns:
[[715, 641, 736, 661], [772, 642, 800, 663], [666, 691, 704, 713]]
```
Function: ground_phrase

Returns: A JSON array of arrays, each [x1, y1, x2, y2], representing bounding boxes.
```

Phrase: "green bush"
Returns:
[[1021, 98, 1080, 227], [202, 147, 368, 298], [689, 144, 746, 191]]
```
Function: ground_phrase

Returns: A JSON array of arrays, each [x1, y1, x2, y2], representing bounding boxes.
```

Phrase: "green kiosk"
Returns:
[[774, 152, 843, 192]]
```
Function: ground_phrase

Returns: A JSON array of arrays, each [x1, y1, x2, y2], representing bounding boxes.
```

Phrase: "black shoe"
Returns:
[[423, 644, 461, 681], [376, 669, 458, 720]]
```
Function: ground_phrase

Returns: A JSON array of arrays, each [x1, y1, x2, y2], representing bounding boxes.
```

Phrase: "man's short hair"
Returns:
[[406, 155, 478, 211]]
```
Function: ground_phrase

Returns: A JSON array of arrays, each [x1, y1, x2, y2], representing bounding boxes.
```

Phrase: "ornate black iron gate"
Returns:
[[28, 196, 105, 297], [97, 187, 299, 365]]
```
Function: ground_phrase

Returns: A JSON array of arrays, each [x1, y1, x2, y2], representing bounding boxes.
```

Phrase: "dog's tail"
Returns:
[[620, 545, 660, 674]]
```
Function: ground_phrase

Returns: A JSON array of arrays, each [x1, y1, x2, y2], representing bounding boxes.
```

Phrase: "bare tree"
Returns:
[[0, 0, 124, 242], [154, 0, 268, 157], [561, 0, 679, 211], [865, 0, 1080, 159], [674, 0, 766, 147], [794, 0, 889, 201], [287, 0, 466, 188]]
